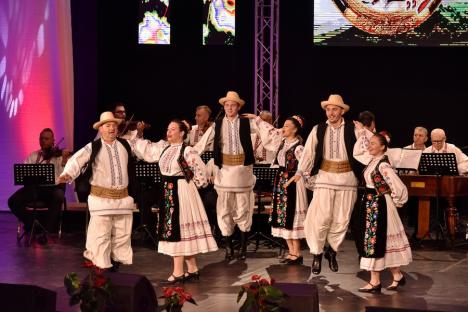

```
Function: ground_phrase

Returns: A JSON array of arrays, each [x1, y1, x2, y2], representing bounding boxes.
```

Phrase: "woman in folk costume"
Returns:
[[353, 128, 412, 293], [133, 119, 217, 284], [244, 114, 308, 265]]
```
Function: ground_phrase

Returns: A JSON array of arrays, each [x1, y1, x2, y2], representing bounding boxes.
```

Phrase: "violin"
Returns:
[[42, 138, 73, 161], [118, 114, 151, 137]]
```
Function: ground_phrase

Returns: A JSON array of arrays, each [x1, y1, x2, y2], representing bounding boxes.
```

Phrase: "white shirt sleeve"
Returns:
[[296, 125, 318, 176], [379, 162, 408, 207]]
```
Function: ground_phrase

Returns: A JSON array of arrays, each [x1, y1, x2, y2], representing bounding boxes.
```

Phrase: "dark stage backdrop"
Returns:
[[72, 0, 468, 149]]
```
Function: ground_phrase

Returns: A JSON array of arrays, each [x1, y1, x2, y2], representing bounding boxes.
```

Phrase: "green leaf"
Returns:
[[237, 287, 246, 303], [64, 273, 80, 295]]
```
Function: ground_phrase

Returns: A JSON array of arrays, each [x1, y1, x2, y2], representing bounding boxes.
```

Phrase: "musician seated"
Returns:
[[8, 128, 71, 240], [188, 105, 213, 150], [405, 126, 428, 150], [423, 128, 468, 174]]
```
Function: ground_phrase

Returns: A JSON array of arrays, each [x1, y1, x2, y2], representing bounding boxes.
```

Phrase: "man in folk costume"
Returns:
[[57, 112, 137, 270], [291, 94, 363, 274], [195, 91, 263, 260]]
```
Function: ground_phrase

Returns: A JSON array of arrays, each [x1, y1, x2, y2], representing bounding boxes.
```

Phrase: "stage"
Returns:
[[0, 212, 467, 312]]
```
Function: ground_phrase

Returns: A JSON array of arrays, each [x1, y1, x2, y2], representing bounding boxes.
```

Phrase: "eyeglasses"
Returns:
[[115, 110, 126, 114], [432, 140, 445, 144]]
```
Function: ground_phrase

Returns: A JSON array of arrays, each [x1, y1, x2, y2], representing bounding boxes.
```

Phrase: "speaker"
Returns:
[[366, 307, 445, 312], [0, 283, 56, 312], [275, 283, 319, 312], [105, 272, 157, 312]]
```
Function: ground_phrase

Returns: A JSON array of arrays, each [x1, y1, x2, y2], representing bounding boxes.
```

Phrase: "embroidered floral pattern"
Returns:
[[162, 181, 175, 240], [178, 144, 194, 182], [370, 156, 392, 196], [270, 142, 300, 228], [270, 170, 289, 226], [364, 193, 379, 256]]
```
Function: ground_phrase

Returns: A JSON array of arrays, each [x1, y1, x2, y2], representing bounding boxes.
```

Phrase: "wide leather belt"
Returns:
[[90, 185, 128, 199], [320, 159, 352, 173], [222, 153, 245, 166]]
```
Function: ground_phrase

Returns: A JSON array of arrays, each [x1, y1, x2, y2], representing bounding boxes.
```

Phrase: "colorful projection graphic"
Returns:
[[314, 0, 468, 46], [203, 0, 236, 45], [0, 0, 74, 210], [138, 0, 171, 44]]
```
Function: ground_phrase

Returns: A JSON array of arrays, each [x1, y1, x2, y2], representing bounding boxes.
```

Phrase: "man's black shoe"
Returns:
[[312, 253, 323, 275], [324, 247, 338, 272]]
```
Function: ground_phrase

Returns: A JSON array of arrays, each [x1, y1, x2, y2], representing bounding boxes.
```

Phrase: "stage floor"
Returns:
[[0, 212, 467, 312]]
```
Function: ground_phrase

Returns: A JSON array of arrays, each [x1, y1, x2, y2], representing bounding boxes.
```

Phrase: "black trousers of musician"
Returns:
[[8, 185, 65, 233]]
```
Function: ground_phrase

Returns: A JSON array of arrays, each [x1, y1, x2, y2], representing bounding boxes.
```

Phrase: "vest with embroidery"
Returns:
[[370, 156, 392, 196]]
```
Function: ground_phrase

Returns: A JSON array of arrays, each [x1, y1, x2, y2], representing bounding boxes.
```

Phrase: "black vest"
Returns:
[[75, 138, 136, 197], [310, 121, 363, 178], [213, 117, 255, 167]]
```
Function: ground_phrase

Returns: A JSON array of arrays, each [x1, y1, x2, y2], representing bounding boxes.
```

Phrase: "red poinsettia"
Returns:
[[160, 286, 197, 311], [64, 261, 113, 312], [238, 275, 286, 312]]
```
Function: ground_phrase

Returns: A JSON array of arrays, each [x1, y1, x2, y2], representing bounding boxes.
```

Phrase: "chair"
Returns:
[[17, 196, 67, 244]]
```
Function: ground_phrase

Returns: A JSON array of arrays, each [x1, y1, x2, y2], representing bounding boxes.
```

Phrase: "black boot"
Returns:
[[238, 232, 247, 260], [224, 236, 234, 260], [311, 253, 323, 275], [324, 246, 338, 272], [110, 259, 121, 273]]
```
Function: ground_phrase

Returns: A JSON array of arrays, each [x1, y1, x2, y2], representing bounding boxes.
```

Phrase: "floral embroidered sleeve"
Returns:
[[184, 146, 208, 188], [131, 139, 168, 163], [353, 129, 373, 165], [254, 117, 283, 152], [379, 162, 408, 207]]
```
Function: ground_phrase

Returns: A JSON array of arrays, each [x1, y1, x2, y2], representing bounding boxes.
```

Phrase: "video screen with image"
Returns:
[[138, 0, 171, 44], [203, 0, 236, 45], [314, 0, 468, 46]]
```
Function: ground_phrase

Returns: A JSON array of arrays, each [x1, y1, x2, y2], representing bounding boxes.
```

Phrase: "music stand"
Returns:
[[418, 153, 459, 176], [248, 166, 286, 252], [200, 151, 214, 164], [417, 153, 458, 243], [14, 164, 55, 245], [134, 162, 161, 247]]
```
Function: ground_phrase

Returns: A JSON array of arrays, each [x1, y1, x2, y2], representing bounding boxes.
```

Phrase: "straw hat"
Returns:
[[93, 111, 123, 130], [219, 91, 245, 107], [320, 94, 350, 113]]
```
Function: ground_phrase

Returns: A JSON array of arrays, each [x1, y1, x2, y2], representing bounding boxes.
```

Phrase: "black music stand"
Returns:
[[248, 166, 286, 252], [200, 151, 214, 164], [417, 153, 458, 243], [134, 162, 161, 248], [14, 164, 55, 245]]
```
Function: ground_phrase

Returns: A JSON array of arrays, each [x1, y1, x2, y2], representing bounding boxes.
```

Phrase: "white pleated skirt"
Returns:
[[271, 179, 308, 240], [158, 180, 218, 257], [360, 194, 412, 271]]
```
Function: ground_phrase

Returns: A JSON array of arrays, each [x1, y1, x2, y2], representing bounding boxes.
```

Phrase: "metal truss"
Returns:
[[254, 0, 279, 121]]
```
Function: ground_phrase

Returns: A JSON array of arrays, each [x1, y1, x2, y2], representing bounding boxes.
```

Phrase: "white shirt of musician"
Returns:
[[423, 143, 468, 174], [25, 151, 65, 182]]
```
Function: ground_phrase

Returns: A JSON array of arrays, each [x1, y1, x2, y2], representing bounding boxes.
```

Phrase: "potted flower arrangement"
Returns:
[[160, 286, 197, 311], [64, 261, 113, 312], [237, 275, 287, 312]]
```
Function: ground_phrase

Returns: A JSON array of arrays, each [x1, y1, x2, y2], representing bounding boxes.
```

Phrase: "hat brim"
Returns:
[[93, 118, 123, 130], [219, 97, 245, 107], [321, 101, 350, 113]]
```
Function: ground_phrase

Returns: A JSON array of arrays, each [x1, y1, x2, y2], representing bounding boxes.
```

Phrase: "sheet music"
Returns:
[[386, 148, 422, 170]]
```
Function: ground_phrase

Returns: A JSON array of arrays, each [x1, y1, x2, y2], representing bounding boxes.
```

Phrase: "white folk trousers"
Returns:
[[304, 188, 357, 254], [84, 214, 133, 269]]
